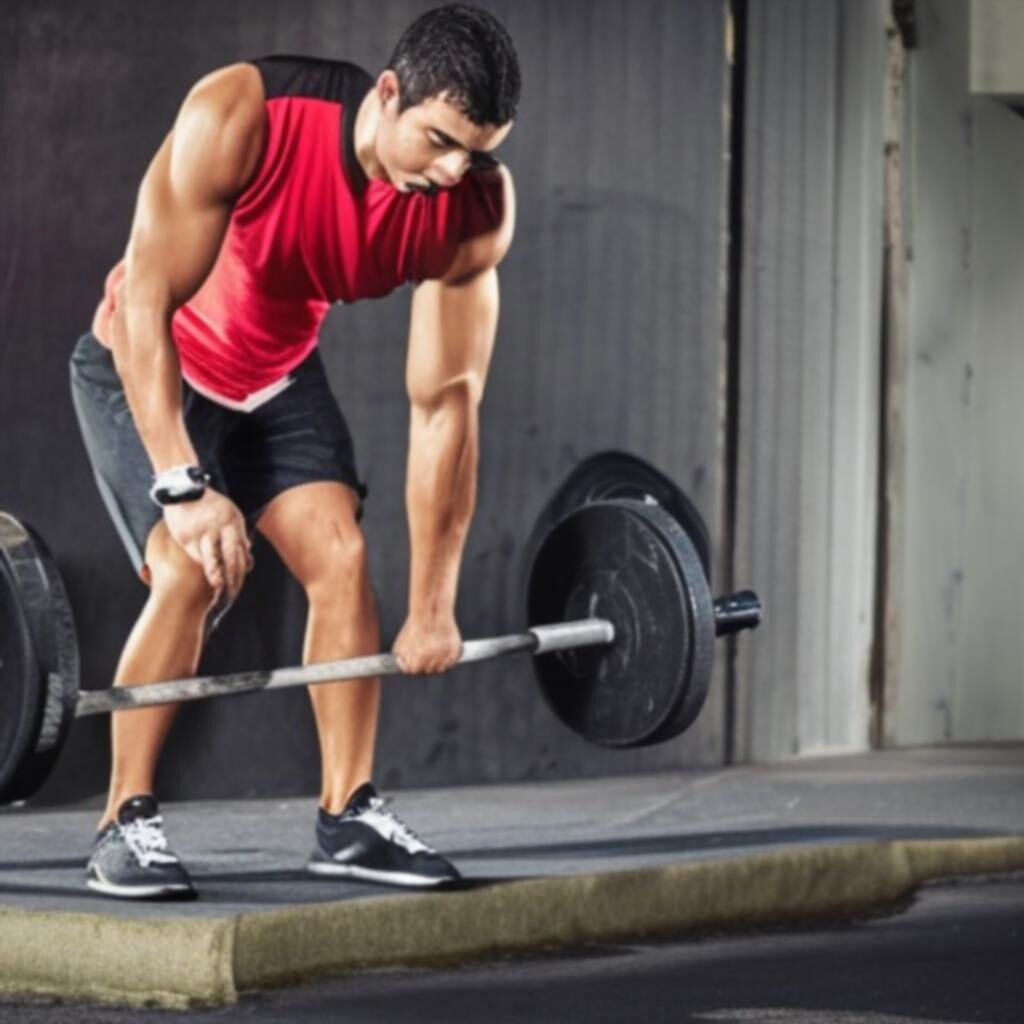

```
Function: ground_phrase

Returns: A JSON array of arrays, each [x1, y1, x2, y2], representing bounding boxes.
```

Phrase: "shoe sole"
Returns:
[[86, 877, 196, 900], [306, 860, 457, 888]]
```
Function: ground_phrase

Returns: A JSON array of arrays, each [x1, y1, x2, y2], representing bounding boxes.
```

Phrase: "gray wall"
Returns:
[[958, 98, 1024, 740], [732, 0, 887, 761], [888, 0, 1024, 743], [712, 0, 1024, 758], [970, 0, 1024, 99], [0, 0, 730, 803]]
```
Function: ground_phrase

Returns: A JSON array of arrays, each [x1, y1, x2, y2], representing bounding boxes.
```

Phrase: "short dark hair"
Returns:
[[387, 4, 521, 126]]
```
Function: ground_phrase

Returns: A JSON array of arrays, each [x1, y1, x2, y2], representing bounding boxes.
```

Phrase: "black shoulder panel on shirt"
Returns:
[[252, 56, 374, 108], [251, 56, 374, 193]]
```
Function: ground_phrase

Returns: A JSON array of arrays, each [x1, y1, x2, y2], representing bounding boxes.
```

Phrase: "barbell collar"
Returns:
[[713, 590, 762, 636], [73, 617, 616, 718]]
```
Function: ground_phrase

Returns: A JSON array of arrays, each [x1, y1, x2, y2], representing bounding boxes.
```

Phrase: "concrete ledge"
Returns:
[[0, 912, 237, 1009], [2, 836, 1023, 1009]]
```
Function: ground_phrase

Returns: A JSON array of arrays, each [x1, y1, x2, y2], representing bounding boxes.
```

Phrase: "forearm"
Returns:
[[405, 386, 480, 619], [111, 301, 198, 475]]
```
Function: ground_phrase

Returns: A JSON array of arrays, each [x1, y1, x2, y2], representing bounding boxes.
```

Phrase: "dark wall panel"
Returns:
[[0, 0, 728, 803]]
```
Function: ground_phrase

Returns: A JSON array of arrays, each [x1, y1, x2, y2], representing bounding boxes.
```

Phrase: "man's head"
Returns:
[[371, 4, 521, 194]]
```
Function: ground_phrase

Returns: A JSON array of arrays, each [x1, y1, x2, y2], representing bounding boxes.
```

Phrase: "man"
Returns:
[[69, 4, 519, 899]]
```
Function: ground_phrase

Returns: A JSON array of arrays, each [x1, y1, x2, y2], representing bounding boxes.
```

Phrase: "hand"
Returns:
[[392, 611, 463, 675], [163, 488, 253, 603]]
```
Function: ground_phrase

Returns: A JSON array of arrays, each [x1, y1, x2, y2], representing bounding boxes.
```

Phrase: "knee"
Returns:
[[303, 522, 369, 605], [147, 536, 217, 611]]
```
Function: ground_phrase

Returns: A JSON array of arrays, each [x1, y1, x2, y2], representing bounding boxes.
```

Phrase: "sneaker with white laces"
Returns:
[[308, 782, 461, 888], [85, 794, 196, 900]]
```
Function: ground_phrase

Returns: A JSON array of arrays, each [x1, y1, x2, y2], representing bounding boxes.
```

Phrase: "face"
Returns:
[[373, 71, 513, 194]]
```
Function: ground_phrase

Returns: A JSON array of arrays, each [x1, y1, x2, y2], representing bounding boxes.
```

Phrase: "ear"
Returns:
[[376, 69, 401, 110]]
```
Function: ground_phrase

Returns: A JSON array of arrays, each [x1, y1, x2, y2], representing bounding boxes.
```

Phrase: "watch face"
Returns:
[[158, 486, 205, 506]]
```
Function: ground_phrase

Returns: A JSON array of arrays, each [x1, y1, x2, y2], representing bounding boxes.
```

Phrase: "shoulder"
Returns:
[[441, 163, 516, 283], [182, 62, 265, 126], [172, 64, 266, 194]]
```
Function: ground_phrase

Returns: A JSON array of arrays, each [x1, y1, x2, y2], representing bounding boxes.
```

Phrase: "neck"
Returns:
[[354, 89, 387, 182]]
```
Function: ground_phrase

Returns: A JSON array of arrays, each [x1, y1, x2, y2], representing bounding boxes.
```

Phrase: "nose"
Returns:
[[432, 150, 470, 187]]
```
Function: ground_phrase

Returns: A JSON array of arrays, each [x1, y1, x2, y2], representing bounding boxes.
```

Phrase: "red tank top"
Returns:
[[95, 56, 505, 403]]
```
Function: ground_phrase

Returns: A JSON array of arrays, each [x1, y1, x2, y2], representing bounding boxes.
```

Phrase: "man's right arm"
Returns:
[[109, 63, 265, 597]]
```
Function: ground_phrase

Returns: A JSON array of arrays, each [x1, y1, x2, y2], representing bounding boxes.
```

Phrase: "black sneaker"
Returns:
[[308, 782, 460, 888], [85, 794, 196, 900]]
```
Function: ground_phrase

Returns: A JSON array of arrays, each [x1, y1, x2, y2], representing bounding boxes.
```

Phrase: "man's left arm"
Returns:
[[393, 167, 516, 674]]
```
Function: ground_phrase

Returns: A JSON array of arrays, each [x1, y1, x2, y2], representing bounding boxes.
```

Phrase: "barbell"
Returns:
[[0, 451, 761, 806]]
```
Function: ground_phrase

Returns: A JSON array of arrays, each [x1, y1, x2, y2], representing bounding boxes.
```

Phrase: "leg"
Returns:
[[97, 523, 216, 829], [256, 481, 381, 813]]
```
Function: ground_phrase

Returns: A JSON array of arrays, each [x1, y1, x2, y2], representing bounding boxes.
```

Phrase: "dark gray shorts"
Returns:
[[70, 332, 366, 579]]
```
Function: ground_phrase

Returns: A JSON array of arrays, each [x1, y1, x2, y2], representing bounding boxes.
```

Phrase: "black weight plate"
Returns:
[[527, 499, 714, 748], [524, 451, 712, 589], [0, 530, 42, 803], [0, 513, 80, 805], [634, 503, 716, 745]]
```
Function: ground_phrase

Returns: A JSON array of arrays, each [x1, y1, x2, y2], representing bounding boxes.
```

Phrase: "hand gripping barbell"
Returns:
[[0, 453, 761, 805]]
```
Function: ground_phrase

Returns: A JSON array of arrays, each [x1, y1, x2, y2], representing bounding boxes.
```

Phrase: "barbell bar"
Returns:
[[72, 591, 760, 718], [75, 619, 618, 717]]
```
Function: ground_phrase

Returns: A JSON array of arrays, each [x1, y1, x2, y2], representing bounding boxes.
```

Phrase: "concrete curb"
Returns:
[[0, 913, 238, 1008], [2, 836, 1023, 1009]]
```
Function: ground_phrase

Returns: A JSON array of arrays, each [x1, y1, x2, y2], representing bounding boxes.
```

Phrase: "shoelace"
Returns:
[[120, 815, 179, 868], [359, 797, 431, 855]]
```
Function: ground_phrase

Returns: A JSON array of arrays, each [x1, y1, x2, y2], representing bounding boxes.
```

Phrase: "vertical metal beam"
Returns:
[[871, 15, 909, 748], [721, 0, 748, 765]]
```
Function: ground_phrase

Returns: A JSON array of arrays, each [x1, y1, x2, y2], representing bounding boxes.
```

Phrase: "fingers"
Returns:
[[198, 533, 225, 595], [219, 526, 250, 601], [167, 495, 254, 601], [198, 527, 252, 602], [430, 643, 462, 674], [393, 638, 463, 675]]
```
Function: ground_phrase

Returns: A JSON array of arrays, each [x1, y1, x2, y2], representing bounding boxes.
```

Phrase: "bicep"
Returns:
[[406, 268, 500, 408], [123, 137, 233, 312], [404, 167, 515, 406]]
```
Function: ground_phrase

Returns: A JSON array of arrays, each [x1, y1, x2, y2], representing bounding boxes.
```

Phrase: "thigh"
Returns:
[[256, 480, 365, 588], [71, 332, 163, 577], [221, 348, 368, 527]]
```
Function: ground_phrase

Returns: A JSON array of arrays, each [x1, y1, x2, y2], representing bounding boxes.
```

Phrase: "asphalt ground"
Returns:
[[0, 745, 1022, 1008]]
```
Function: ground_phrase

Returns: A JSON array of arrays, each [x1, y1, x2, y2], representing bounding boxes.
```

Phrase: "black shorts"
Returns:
[[70, 332, 366, 579]]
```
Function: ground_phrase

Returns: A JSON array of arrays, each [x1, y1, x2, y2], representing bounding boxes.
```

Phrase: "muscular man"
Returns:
[[69, 4, 519, 899]]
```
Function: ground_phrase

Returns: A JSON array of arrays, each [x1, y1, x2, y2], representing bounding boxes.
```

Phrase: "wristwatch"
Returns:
[[149, 465, 211, 507]]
